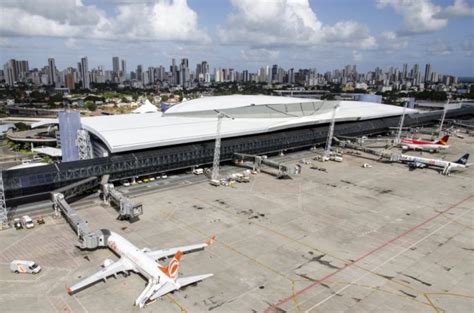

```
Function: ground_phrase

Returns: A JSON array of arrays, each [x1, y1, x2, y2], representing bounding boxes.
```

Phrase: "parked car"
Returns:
[[10, 260, 41, 274], [20, 215, 34, 229], [13, 218, 22, 230]]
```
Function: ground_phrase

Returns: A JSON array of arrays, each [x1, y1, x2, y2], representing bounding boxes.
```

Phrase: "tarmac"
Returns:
[[0, 134, 473, 313]]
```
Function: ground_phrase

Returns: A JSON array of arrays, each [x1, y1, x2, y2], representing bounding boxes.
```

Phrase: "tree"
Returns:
[[85, 101, 97, 111], [14, 122, 29, 131]]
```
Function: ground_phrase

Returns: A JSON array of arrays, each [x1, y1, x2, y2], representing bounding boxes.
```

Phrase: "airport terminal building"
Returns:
[[3, 95, 473, 205]]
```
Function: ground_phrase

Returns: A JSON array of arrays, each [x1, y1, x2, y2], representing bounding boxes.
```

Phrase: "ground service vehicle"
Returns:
[[10, 260, 41, 274], [20, 215, 34, 229]]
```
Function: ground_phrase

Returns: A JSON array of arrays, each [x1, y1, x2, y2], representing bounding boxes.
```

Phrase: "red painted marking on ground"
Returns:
[[265, 194, 473, 313]]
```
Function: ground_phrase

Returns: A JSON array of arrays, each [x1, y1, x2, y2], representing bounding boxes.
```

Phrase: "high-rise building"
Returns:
[[77, 62, 82, 81], [66, 72, 75, 90], [121, 59, 127, 80], [3, 59, 17, 86], [136, 65, 143, 81], [170, 58, 178, 85], [180, 58, 189, 87], [424, 63, 432, 83], [112, 57, 120, 74], [271, 64, 278, 82], [112, 56, 120, 82], [80, 57, 90, 89], [48, 58, 57, 86], [402, 63, 408, 80], [288, 68, 295, 84]]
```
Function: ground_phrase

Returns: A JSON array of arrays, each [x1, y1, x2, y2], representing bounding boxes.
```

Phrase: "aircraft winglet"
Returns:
[[206, 235, 216, 246]]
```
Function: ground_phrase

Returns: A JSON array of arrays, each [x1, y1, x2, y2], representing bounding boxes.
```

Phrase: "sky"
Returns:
[[0, 0, 473, 76]]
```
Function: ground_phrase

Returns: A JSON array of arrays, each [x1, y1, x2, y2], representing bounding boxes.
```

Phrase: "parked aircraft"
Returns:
[[67, 230, 215, 308], [400, 153, 470, 175], [399, 135, 450, 152]]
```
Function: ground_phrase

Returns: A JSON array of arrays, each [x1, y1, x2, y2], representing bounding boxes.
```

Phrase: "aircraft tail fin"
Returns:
[[159, 250, 183, 281], [206, 235, 216, 246], [454, 153, 469, 165], [435, 134, 449, 145]]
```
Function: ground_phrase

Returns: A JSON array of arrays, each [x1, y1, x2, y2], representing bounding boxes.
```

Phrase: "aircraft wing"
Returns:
[[148, 274, 214, 302], [145, 236, 215, 261], [146, 243, 208, 260], [67, 259, 134, 295]]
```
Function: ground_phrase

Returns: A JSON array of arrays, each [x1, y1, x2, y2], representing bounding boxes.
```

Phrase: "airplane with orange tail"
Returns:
[[67, 230, 215, 308], [398, 134, 450, 152]]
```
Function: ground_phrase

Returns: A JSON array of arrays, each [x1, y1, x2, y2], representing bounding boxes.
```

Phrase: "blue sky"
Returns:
[[1, 0, 473, 76]]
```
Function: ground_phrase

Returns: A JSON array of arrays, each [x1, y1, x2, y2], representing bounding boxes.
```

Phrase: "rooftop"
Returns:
[[32, 95, 417, 154]]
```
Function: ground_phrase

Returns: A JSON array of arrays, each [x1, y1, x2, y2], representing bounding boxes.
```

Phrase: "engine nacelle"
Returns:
[[102, 258, 114, 268], [142, 247, 151, 253]]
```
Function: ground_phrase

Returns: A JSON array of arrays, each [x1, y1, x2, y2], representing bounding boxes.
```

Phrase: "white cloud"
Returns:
[[241, 48, 280, 62], [219, 0, 376, 50], [426, 39, 453, 56], [461, 36, 474, 56], [352, 50, 362, 62], [0, 0, 210, 43], [436, 0, 474, 18], [379, 31, 408, 50], [376, 0, 448, 34]]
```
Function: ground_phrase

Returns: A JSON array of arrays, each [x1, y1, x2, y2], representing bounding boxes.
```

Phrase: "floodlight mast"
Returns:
[[438, 99, 449, 137], [211, 111, 234, 183], [395, 101, 408, 145], [324, 103, 340, 157]]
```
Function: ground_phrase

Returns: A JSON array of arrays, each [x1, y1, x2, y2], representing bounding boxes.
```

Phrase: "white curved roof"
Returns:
[[30, 95, 419, 154], [165, 95, 318, 114]]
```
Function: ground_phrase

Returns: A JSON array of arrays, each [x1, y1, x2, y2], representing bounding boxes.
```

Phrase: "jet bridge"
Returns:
[[100, 175, 143, 220], [51, 192, 109, 249], [234, 152, 301, 178]]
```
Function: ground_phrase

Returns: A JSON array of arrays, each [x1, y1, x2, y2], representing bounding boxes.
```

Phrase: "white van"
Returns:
[[20, 216, 34, 229], [193, 168, 204, 175], [10, 260, 41, 274]]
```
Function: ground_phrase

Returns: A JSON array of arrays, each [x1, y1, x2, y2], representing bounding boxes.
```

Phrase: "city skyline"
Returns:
[[0, 0, 473, 76], [2, 55, 459, 91]]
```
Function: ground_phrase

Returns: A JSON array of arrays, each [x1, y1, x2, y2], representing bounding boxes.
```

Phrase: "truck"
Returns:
[[20, 215, 34, 229], [10, 260, 41, 274]]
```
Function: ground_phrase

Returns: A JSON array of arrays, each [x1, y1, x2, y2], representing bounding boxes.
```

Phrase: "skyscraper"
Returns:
[[3, 59, 17, 86], [424, 63, 432, 83], [112, 57, 120, 74], [180, 58, 189, 87], [48, 58, 56, 86], [80, 57, 90, 89], [136, 65, 143, 81], [112, 56, 120, 82], [271, 64, 278, 82], [121, 59, 127, 80], [402, 63, 408, 80]]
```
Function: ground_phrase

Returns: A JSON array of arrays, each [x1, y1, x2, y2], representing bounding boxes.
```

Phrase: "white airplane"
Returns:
[[400, 153, 470, 175], [398, 134, 450, 152], [67, 230, 215, 308]]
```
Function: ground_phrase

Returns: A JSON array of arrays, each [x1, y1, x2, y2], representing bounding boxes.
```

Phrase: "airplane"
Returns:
[[67, 230, 215, 308], [398, 134, 450, 152], [399, 153, 470, 175]]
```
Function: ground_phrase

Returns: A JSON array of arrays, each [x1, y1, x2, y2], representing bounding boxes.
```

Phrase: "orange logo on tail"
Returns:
[[159, 250, 183, 280]]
